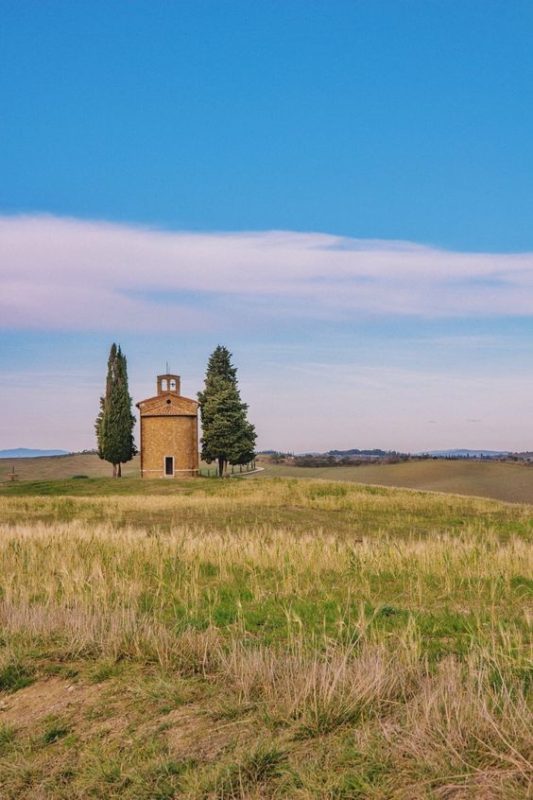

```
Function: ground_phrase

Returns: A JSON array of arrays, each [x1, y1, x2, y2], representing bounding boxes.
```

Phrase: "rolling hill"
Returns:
[[258, 457, 533, 504], [2, 452, 533, 504]]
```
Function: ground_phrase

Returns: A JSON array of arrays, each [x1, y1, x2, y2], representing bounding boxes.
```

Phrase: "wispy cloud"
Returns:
[[2, 214, 533, 332]]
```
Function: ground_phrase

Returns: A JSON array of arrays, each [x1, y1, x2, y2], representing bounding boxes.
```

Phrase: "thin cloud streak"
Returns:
[[2, 214, 533, 332]]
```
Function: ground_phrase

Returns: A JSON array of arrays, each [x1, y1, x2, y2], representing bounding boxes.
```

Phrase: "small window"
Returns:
[[166, 399, 171, 405], [164, 456, 174, 476]]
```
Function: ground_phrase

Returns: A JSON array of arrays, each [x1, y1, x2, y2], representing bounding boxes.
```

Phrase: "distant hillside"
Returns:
[[0, 448, 70, 459], [0, 452, 140, 481], [2, 452, 533, 505], [259, 459, 533, 504]]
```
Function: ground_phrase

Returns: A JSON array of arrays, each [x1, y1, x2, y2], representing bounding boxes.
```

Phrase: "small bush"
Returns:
[[0, 661, 34, 693], [0, 724, 15, 752], [42, 720, 70, 744], [211, 746, 288, 798]]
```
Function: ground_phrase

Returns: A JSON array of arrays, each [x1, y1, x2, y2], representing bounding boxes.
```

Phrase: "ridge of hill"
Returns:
[[0, 448, 70, 458]]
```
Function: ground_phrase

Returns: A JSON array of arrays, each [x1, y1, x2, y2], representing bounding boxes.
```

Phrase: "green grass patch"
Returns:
[[41, 717, 71, 745], [0, 661, 34, 693]]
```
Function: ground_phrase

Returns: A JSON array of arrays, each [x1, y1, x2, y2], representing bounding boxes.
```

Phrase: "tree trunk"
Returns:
[[112, 463, 117, 478], [218, 456, 226, 477], [117, 463, 122, 478]]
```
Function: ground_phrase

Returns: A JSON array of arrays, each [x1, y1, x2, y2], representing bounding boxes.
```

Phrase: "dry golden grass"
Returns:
[[0, 479, 531, 798]]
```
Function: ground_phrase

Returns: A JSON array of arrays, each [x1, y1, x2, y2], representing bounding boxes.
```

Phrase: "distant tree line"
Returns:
[[328, 448, 398, 457], [293, 453, 410, 468]]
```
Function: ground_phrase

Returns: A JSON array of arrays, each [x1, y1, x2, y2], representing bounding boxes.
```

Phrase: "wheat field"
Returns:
[[0, 479, 531, 798]]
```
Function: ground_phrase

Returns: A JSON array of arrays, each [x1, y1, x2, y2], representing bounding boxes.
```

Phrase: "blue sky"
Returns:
[[1, 1, 533, 452]]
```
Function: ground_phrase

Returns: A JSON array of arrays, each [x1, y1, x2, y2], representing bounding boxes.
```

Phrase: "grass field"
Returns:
[[259, 459, 533, 505], [0, 453, 141, 482], [0, 477, 531, 798], [3, 453, 533, 504]]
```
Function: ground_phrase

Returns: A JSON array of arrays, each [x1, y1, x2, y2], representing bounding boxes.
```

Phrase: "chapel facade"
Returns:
[[136, 374, 199, 478]]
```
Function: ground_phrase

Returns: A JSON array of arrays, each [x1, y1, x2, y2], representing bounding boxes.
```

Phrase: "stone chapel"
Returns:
[[136, 374, 199, 478]]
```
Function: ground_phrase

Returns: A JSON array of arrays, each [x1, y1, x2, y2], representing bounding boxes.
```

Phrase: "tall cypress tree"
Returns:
[[198, 346, 256, 476], [95, 343, 136, 477]]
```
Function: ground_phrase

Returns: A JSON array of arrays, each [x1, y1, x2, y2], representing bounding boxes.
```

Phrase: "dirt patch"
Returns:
[[162, 705, 256, 762], [0, 677, 101, 729]]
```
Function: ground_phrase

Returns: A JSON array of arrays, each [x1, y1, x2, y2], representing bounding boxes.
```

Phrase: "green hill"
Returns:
[[2, 453, 533, 504]]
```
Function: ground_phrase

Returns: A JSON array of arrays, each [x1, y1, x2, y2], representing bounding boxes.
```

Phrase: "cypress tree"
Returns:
[[95, 343, 137, 477], [198, 346, 256, 476]]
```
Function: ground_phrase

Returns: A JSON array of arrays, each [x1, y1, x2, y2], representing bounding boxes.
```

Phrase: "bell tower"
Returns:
[[157, 374, 181, 395]]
